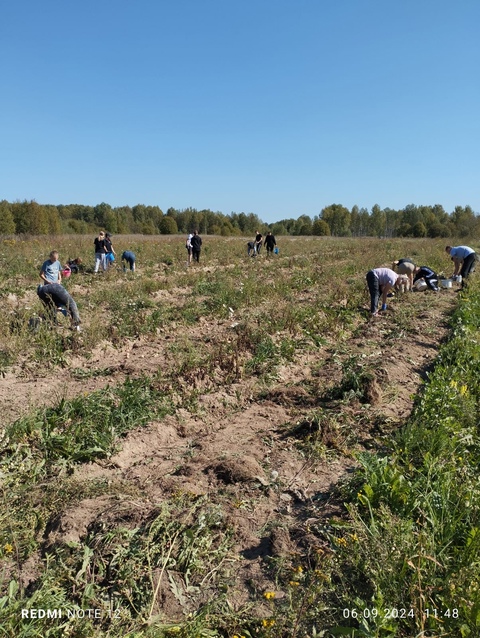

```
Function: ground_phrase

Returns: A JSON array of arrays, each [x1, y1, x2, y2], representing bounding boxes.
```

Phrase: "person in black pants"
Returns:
[[254, 231, 263, 255], [190, 230, 202, 263], [413, 266, 439, 292], [264, 232, 277, 255], [37, 284, 81, 329]]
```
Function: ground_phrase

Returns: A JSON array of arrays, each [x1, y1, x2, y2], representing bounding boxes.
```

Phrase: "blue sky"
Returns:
[[1, 0, 479, 223]]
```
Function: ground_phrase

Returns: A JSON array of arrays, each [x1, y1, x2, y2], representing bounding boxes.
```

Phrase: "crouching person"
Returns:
[[413, 266, 439, 292], [37, 283, 82, 330], [366, 267, 408, 317]]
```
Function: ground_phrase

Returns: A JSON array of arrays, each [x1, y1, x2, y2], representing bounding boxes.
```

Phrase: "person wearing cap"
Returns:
[[365, 267, 408, 316], [445, 245, 477, 288], [40, 250, 62, 284], [94, 231, 107, 273], [104, 233, 116, 267], [36, 283, 81, 330]]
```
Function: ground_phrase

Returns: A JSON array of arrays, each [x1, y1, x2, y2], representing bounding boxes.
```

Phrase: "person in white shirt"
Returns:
[[366, 267, 408, 316]]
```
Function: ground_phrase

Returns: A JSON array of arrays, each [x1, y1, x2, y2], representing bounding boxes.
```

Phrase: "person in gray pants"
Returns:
[[37, 284, 81, 330]]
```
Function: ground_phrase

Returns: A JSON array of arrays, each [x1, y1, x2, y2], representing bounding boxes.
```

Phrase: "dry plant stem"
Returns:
[[147, 528, 181, 621]]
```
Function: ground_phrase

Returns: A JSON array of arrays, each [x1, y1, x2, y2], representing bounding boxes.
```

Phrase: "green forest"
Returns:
[[0, 199, 479, 238]]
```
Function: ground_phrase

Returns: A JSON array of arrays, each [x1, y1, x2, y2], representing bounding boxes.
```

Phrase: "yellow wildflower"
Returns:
[[460, 385, 468, 396], [336, 536, 348, 546], [3, 543, 13, 554], [294, 565, 303, 573], [263, 591, 275, 600], [262, 619, 275, 627], [289, 581, 300, 587], [348, 533, 359, 542], [450, 380, 458, 388]]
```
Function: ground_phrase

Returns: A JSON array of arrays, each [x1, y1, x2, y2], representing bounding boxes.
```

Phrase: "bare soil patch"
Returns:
[[3, 280, 456, 613]]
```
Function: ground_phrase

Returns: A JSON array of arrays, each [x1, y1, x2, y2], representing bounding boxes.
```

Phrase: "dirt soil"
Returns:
[[1, 288, 457, 618]]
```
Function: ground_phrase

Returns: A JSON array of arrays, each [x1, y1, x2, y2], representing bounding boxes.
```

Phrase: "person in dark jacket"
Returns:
[[104, 233, 116, 267], [94, 231, 107, 273], [264, 232, 277, 255], [254, 231, 263, 255], [190, 230, 202, 263], [37, 283, 81, 330], [413, 266, 439, 292]]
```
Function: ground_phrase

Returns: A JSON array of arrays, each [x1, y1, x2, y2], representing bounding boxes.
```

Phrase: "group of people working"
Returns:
[[366, 244, 477, 317], [247, 231, 277, 256], [35, 233, 137, 331], [34, 238, 477, 328], [93, 231, 136, 273]]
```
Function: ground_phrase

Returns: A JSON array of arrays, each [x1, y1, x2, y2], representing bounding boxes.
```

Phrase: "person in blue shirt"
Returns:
[[121, 251, 136, 272], [40, 251, 62, 284], [445, 245, 477, 288]]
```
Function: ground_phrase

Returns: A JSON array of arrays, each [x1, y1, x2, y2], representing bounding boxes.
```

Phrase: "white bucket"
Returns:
[[413, 278, 427, 291], [440, 279, 453, 289]]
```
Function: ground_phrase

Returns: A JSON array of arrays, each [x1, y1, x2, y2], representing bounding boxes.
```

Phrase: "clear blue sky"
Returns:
[[2, 0, 479, 223]]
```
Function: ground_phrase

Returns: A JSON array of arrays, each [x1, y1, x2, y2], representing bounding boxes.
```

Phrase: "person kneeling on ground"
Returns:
[[413, 266, 439, 292], [121, 251, 136, 272], [37, 283, 81, 330], [366, 267, 408, 317]]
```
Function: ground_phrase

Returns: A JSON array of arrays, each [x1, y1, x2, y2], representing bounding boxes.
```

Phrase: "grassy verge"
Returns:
[[312, 280, 480, 637]]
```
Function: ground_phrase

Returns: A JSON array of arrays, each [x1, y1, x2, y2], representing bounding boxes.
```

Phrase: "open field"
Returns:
[[0, 235, 479, 637]]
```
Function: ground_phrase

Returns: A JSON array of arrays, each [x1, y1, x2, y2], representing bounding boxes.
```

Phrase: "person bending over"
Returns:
[[445, 245, 477, 288], [37, 283, 81, 330], [392, 258, 415, 291], [413, 266, 439, 292], [121, 251, 136, 272], [365, 267, 408, 316]]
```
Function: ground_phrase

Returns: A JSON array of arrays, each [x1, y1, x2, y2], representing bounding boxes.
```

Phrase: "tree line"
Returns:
[[0, 200, 479, 238]]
